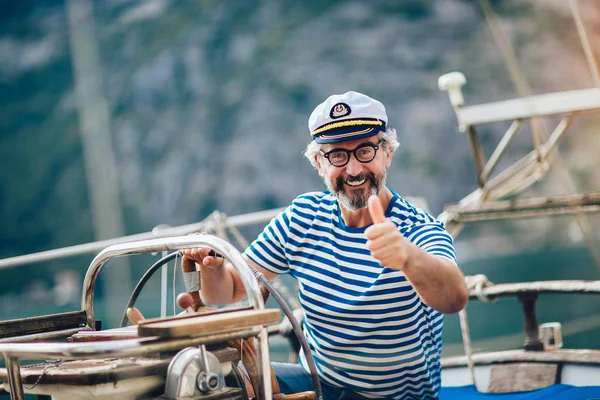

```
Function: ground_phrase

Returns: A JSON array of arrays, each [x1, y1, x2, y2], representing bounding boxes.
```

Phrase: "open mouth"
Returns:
[[345, 177, 366, 187], [334, 173, 377, 194]]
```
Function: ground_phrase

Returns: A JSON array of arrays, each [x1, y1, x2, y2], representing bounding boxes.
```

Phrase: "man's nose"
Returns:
[[344, 154, 364, 176]]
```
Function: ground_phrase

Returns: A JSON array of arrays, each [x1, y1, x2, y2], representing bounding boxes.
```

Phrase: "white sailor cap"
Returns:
[[308, 91, 388, 144]]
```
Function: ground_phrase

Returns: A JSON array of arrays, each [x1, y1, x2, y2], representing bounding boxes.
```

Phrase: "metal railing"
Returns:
[[0, 208, 284, 271]]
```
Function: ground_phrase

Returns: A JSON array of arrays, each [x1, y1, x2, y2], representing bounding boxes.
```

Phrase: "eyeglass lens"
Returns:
[[326, 143, 378, 167]]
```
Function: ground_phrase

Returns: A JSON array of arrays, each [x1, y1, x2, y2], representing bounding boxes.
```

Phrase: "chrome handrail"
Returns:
[[81, 235, 265, 326]]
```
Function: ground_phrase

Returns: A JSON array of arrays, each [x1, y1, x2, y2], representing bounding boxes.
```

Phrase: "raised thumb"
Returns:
[[368, 195, 386, 224]]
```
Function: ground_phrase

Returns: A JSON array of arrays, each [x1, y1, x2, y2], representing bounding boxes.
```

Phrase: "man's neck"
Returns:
[[339, 188, 393, 228]]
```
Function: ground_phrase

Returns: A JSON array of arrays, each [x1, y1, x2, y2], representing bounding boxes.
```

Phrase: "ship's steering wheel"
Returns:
[[121, 250, 322, 400]]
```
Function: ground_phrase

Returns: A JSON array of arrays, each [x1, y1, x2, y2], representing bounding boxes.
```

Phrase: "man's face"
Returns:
[[316, 137, 391, 211]]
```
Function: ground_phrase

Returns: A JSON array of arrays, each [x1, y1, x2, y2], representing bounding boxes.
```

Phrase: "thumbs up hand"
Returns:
[[365, 195, 409, 271]]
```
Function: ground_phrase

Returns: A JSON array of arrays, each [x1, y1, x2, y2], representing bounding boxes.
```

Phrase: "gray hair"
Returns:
[[303, 128, 400, 169]]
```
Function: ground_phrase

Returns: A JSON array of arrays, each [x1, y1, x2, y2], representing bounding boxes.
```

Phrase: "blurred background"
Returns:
[[1, 0, 600, 359]]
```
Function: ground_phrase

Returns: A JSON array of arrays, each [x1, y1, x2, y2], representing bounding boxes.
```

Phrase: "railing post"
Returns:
[[517, 293, 544, 351], [5, 356, 24, 400], [152, 224, 172, 318]]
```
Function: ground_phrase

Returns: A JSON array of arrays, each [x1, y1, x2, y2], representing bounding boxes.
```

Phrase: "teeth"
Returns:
[[346, 177, 366, 187]]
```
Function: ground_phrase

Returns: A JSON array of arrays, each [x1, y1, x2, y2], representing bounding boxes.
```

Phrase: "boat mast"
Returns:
[[65, 0, 132, 327]]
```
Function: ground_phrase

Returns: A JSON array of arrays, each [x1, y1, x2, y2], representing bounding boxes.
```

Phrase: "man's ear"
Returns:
[[384, 146, 392, 168], [314, 155, 324, 177]]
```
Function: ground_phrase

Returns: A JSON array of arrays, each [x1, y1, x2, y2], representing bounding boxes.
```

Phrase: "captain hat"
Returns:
[[308, 91, 387, 144]]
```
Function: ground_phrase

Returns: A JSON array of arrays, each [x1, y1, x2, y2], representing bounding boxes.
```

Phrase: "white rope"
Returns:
[[459, 274, 497, 390], [467, 274, 498, 304]]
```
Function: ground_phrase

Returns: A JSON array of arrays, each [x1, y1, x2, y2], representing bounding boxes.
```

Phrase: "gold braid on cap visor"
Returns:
[[311, 119, 384, 137]]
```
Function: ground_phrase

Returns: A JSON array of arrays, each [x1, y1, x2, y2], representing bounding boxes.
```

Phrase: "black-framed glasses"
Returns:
[[321, 140, 383, 167]]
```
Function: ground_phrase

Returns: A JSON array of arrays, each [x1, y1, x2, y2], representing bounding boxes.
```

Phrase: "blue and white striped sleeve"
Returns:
[[243, 205, 292, 275], [402, 220, 457, 265]]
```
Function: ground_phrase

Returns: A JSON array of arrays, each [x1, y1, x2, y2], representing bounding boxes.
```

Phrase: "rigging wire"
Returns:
[[569, 0, 600, 87], [476, 0, 600, 271], [476, 0, 544, 168]]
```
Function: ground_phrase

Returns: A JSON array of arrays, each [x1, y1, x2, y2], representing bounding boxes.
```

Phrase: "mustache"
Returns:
[[334, 173, 377, 192]]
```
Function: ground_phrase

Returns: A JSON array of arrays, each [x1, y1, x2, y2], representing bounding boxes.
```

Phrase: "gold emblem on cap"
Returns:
[[330, 103, 350, 119]]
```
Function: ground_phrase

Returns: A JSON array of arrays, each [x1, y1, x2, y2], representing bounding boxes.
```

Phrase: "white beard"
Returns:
[[322, 168, 388, 211]]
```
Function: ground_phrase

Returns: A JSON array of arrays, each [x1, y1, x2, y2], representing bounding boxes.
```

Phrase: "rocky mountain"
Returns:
[[1, 0, 599, 300]]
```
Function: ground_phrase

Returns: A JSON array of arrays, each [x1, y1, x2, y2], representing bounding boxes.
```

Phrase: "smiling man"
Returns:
[[182, 91, 468, 400]]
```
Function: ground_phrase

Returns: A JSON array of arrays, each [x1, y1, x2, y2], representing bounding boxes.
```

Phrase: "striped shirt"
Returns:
[[244, 190, 457, 399]]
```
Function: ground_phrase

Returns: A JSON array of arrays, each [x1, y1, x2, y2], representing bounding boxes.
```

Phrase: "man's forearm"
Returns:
[[403, 244, 468, 314]]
